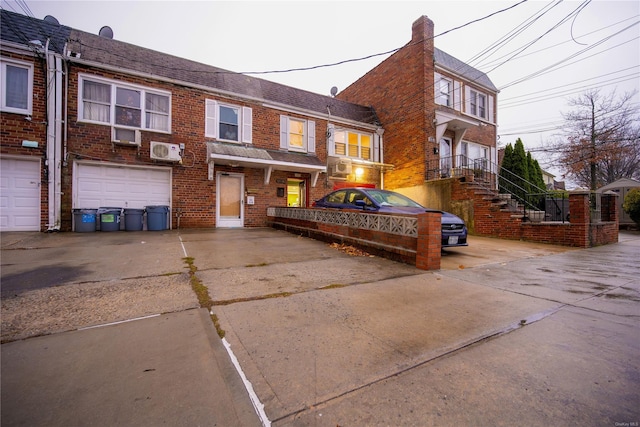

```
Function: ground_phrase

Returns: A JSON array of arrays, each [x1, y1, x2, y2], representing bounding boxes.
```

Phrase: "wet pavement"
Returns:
[[1, 228, 639, 426]]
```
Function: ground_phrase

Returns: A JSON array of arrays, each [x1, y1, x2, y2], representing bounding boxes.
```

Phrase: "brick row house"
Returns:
[[1, 11, 496, 232], [338, 16, 498, 214]]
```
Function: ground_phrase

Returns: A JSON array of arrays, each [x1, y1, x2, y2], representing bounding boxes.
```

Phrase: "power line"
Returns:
[[499, 20, 640, 90], [236, 0, 530, 76], [476, 14, 640, 69]]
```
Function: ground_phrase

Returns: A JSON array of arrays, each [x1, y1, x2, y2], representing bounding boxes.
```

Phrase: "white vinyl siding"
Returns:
[[205, 100, 252, 143], [1, 58, 33, 115]]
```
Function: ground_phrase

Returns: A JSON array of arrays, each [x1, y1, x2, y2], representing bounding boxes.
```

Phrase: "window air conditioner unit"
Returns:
[[333, 158, 352, 175], [112, 127, 141, 146], [150, 141, 182, 162]]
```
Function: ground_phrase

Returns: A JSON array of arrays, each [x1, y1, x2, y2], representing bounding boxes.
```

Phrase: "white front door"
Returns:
[[216, 172, 244, 228], [0, 157, 41, 231]]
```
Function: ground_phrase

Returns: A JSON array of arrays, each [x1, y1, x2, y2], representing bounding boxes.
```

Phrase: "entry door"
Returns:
[[217, 172, 244, 227], [287, 179, 306, 207], [440, 138, 452, 178]]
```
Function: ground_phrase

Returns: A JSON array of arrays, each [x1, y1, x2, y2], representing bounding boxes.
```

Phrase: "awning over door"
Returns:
[[435, 110, 481, 146], [207, 142, 326, 187]]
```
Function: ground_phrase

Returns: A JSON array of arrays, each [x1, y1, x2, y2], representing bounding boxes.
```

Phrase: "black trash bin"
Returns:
[[124, 208, 145, 231], [146, 205, 169, 231], [98, 207, 122, 232], [73, 208, 97, 232]]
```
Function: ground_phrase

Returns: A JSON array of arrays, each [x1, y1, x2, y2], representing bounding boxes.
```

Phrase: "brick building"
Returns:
[[337, 16, 498, 211], [1, 11, 496, 232]]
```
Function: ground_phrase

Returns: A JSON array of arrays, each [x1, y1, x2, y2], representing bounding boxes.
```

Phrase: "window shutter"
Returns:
[[242, 106, 252, 143], [464, 86, 471, 115], [373, 132, 381, 163], [454, 81, 462, 111], [280, 115, 288, 149], [327, 123, 335, 156], [307, 120, 316, 153], [434, 72, 441, 102], [205, 100, 218, 138], [488, 95, 494, 123]]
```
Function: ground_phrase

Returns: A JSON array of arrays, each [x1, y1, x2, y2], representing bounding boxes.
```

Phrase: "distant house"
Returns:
[[337, 16, 498, 209], [598, 178, 640, 227]]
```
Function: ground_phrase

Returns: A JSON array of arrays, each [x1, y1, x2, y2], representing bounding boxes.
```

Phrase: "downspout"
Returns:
[[45, 40, 63, 231]]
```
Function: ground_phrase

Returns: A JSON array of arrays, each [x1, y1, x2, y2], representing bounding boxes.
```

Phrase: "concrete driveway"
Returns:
[[2, 228, 639, 426], [181, 229, 639, 426]]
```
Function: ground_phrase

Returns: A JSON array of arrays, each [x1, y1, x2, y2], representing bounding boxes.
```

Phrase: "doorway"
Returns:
[[287, 179, 306, 207], [217, 172, 244, 227], [440, 137, 452, 178]]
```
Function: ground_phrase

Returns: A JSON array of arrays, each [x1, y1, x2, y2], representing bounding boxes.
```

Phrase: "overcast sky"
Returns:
[[2, 0, 639, 177]]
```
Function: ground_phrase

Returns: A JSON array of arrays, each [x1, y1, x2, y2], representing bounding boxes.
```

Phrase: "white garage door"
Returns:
[[0, 157, 41, 231], [74, 162, 171, 210]]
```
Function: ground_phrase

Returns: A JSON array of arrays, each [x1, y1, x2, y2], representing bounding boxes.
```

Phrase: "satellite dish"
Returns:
[[43, 15, 60, 25], [330, 86, 338, 97], [98, 26, 114, 39]]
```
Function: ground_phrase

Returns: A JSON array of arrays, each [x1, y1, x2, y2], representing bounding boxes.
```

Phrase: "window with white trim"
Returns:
[[333, 129, 372, 160], [1, 58, 33, 114], [436, 76, 452, 107], [205, 100, 252, 143], [280, 115, 315, 153], [461, 141, 489, 168], [468, 89, 487, 119], [78, 75, 171, 132]]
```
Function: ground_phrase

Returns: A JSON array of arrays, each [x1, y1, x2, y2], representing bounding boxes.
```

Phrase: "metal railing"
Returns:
[[427, 154, 572, 223]]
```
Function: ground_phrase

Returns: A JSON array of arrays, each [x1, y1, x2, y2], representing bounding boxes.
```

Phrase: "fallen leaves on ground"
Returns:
[[329, 243, 373, 257]]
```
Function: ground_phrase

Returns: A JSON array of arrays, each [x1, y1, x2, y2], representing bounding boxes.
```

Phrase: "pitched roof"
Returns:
[[434, 48, 498, 92], [0, 10, 378, 126], [0, 10, 70, 54]]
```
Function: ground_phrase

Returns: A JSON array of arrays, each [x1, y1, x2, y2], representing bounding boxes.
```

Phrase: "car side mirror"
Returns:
[[354, 200, 367, 208]]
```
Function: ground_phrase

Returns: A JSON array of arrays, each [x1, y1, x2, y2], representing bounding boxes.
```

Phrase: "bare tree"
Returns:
[[551, 90, 639, 190]]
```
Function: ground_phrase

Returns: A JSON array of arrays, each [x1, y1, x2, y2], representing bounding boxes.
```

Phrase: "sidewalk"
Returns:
[[1, 308, 263, 427]]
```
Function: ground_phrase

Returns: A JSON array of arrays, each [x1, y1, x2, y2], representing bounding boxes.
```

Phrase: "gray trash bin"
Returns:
[[146, 205, 169, 231], [124, 208, 145, 231], [73, 208, 97, 232], [98, 207, 122, 232]]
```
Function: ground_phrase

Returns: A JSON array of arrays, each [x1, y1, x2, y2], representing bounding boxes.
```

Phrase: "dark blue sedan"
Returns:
[[313, 187, 468, 248]]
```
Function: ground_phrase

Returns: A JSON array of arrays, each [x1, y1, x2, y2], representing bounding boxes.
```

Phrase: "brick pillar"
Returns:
[[600, 191, 619, 223], [569, 191, 590, 247], [416, 211, 441, 270]]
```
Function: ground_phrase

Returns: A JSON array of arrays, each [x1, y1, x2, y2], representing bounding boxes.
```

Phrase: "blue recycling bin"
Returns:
[[73, 208, 97, 232], [146, 205, 169, 231]]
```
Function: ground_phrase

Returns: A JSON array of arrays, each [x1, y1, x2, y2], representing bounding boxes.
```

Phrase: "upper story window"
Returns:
[[334, 129, 372, 160], [79, 74, 171, 132], [465, 86, 491, 120], [436, 77, 452, 107], [205, 100, 252, 143], [1, 58, 33, 115], [280, 115, 315, 153]]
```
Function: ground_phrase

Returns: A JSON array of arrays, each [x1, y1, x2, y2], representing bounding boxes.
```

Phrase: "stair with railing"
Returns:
[[430, 154, 550, 223]]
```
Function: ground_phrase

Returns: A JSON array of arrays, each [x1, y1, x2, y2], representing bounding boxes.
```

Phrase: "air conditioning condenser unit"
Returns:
[[150, 141, 182, 162], [333, 158, 352, 175]]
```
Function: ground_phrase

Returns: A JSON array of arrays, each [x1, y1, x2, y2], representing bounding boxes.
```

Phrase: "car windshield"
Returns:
[[365, 190, 424, 208]]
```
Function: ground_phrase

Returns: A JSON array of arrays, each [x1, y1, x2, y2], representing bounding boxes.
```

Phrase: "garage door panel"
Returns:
[[75, 163, 171, 212], [0, 158, 41, 231]]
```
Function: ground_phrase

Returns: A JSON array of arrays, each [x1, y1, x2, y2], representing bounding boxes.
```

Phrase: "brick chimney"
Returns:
[[412, 15, 435, 54]]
